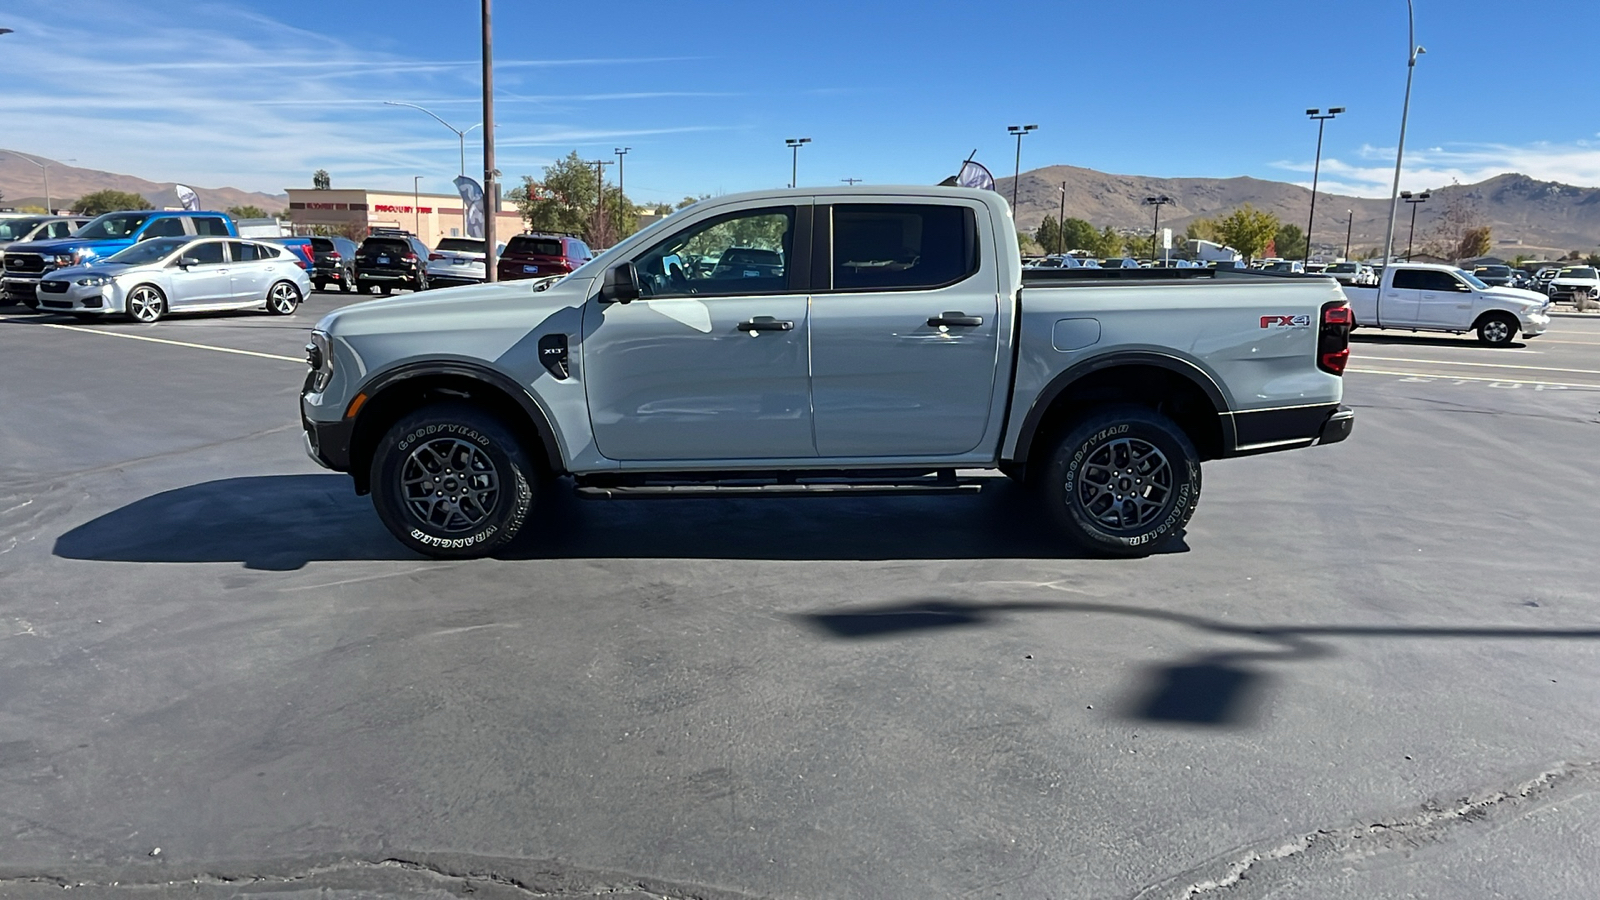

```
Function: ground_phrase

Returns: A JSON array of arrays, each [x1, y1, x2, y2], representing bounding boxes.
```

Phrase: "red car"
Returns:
[[496, 233, 592, 281]]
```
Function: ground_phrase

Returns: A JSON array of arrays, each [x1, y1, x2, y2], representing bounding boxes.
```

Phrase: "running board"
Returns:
[[574, 482, 983, 500]]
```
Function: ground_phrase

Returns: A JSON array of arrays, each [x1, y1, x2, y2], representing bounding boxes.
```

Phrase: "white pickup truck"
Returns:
[[1342, 262, 1550, 346], [301, 186, 1354, 559]]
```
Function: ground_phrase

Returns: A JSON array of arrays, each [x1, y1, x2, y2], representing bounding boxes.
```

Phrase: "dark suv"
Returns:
[[309, 236, 359, 292], [496, 233, 592, 281], [355, 231, 431, 294]]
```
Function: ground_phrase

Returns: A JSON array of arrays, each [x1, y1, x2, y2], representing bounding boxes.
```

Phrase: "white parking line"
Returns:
[[8, 321, 303, 363], [1347, 367, 1600, 389], [1345, 355, 1600, 375]]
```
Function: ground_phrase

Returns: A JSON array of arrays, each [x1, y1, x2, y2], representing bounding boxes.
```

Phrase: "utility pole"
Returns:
[[1381, 0, 1426, 269], [1345, 209, 1354, 260], [1402, 191, 1430, 261], [785, 137, 811, 188], [1057, 181, 1067, 256], [480, 0, 497, 280], [1303, 107, 1344, 267], [1006, 124, 1038, 214], [413, 176, 422, 235], [614, 147, 630, 235], [589, 159, 614, 244], [841, 177, 862, 185]]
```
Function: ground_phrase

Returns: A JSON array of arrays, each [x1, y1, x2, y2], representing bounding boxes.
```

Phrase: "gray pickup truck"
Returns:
[[301, 186, 1353, 559]]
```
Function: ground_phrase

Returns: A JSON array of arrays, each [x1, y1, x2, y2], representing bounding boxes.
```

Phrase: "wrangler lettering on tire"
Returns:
[[369, 403, 537, 559], [1042, 405, 1201, 557]]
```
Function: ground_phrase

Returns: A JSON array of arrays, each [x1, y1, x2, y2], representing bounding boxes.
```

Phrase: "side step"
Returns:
[[574, 481, 983, 500]]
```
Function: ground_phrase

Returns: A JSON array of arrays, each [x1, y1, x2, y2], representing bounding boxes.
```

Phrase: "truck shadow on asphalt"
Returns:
[[1351, 332, 1525, 349], [796, 598, 1600, 728], [53, 473, 1179, 570]]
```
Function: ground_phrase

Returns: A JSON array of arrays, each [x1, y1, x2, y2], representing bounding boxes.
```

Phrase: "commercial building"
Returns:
[[284, 188, 524, 247]]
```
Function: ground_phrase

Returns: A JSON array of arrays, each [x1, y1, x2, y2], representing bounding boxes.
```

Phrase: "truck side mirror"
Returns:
[[600, 262, 641, 304]]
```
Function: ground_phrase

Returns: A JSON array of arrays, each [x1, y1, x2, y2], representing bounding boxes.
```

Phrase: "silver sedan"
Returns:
[[35, 235, 312, 323]]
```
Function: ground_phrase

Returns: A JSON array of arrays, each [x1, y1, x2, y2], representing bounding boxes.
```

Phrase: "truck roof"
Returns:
[[679, 184, 1005, 209]]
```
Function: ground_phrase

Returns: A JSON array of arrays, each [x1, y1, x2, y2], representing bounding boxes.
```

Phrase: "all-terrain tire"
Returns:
[[369, 403, 536, 559], [1040, 405, 1201, 557]]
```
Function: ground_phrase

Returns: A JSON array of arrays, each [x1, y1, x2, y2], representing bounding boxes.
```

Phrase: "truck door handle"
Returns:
[[737, 316, 794, 333], [928, 312, 984, 327]]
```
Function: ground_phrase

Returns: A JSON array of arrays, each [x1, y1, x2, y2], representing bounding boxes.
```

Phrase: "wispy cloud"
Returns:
[[1273, 141, 1600, 197], [0, 1, 721, 197]]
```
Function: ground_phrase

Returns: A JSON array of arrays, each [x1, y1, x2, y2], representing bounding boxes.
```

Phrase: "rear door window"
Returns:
[[194, 217, 231, 236], [829, 204, 977, 291], [229, 241, 262, 261], [142, 217, 189, 239]]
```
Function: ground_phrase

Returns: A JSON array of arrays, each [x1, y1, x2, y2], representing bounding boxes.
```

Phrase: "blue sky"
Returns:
[[3, 0, 1598, 203]]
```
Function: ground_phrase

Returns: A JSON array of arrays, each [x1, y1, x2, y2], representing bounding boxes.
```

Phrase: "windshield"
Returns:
[[1475, 266, 1511, 277], [1328, 263, 1358, 273], [105, 237, 193, 265], [1457, 270, 1491, 290], [75, 213, 153, 240], [1560, 267, 1598, 279], [0, 218, 46, 240], [436, 238, 485, 253]]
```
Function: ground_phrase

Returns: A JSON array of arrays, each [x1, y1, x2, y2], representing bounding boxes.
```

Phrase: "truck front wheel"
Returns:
[[1041, 406, 1201, 557], [369, 403, 536, 559], [1476, 313, 1518, 346]]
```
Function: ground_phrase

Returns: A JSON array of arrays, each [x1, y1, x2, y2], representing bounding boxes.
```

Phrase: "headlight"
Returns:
[[306, 330, 334, 392], [75, 275, 114, 287], [51, 254, 76, 267]]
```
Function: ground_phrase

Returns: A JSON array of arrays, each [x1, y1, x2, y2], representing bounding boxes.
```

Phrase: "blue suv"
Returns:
[[2, 209, 236, 307]]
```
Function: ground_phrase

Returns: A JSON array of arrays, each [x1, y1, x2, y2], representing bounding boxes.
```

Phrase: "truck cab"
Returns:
[[2, 209, 237, 307], [1342, 262, 1550, 346]]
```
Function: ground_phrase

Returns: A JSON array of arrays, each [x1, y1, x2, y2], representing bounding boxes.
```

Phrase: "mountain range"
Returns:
[[3, 150, 1597, 257], [999, 166, 1600, 258], [0, 151, 286, 216]]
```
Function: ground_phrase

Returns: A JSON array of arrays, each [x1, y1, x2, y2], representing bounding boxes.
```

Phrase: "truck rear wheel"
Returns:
[[1041, 405, 1201, 557], [369, 403, 536, 559]]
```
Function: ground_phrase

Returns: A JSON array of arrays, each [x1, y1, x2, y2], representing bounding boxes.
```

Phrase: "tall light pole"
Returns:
[[1057, 181, 1067, 256], [1144, 195, 1174, 264], [588, 159, 613, 244], [1345, 209, 1354, 260], [1303, 107, 1344, 267], [1381, 1, 1426, 267], [5, 152, 71, 214], [384, 100, 482, 235], [785, 137, 811, 188], [1007, 124, 1038, 213], [480, 0, 498, 281], [614, 147, 630, 237], [1402, 190, 1430, 260]]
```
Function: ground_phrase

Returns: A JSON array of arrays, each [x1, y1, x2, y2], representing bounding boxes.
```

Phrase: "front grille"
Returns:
[[37, 280, 68, 293], [3, 253, 45, 274]]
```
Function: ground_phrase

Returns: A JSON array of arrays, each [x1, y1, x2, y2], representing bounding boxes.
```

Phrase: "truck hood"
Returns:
[[315, 276, 585, 338], [1485, 286, 1550, 304], [5, 236, 131, 260]]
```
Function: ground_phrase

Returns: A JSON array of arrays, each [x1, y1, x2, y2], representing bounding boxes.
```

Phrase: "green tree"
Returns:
[[227, 205, 268, 220], [74, 190, 155, 216], [1184, 217, 1222, 243], [1096, 226, 1123, 258], [1033, 215, 1062, 254], [1274, 223, 1307, 260], [1216, 204, 1280, 260], [1586, 251, 1600, 267], [516, 151, 640, 246], [1123, 232, 1154, 259], [312, 169, 331, 190], [1059, 217, 1099, 253], [1017, 230, 1043, 256], [677, 194, 709, 211], [653, 203, 673, 216]]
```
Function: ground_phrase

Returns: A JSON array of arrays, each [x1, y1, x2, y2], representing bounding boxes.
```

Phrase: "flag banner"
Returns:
[[174, 184, 201, 211], [453, 176, 486, 239], [956, 161, 995, 191]]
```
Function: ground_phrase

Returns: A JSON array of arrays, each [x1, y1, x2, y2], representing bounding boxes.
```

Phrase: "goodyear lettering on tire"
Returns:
[[397, 423, 489, 452]]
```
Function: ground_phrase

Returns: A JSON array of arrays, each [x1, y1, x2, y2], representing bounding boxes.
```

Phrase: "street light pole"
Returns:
[[1402, 190, 1430, 260], [1006, 124, 1038, 214], [480, 0, 497, 281], [1345, 209, 1354, 260], [1303, 107, 1344, 267], [1057, 181, 1067, 256], [785, 137, 811, 188], [383, 100, 483, 235], [1144, 195, 1173, 264], [4, 152, 64, 213], [1381, 0, 1426, 268], [588, 159, 613, 244]]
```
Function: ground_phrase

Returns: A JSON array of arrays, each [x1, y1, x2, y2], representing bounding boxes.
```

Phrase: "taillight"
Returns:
[[404, 252, 418, 261], [428, 252, 445, 261], [1318, 301, 1351, 375], [326, 252, 341, 261]]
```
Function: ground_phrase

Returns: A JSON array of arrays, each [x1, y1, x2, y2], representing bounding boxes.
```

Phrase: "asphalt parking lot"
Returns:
[[2, 293, 1599, 899]]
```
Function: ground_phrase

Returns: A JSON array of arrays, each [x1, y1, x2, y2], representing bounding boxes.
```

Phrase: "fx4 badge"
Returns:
[[1260, 314, 1312, 329]]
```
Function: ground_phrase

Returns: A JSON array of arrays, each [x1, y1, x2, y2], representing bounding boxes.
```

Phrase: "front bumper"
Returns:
[[301, 398, 353, 472], [33, 280, 121, 314], [1521, 311, 1550, 337], [2, 275, 44, 303]]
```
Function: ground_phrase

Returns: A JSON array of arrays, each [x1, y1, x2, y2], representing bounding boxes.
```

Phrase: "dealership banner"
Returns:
[[173, 184, 201, 211], [453, 176, 486, 239]]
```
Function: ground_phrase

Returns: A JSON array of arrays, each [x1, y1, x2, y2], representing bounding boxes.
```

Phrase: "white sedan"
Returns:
[[424, 237, 505, 288], [35, 235, 311, 323]]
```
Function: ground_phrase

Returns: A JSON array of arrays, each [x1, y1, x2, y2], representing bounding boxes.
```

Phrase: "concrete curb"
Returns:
[[1548, 310, 1600, 319]]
